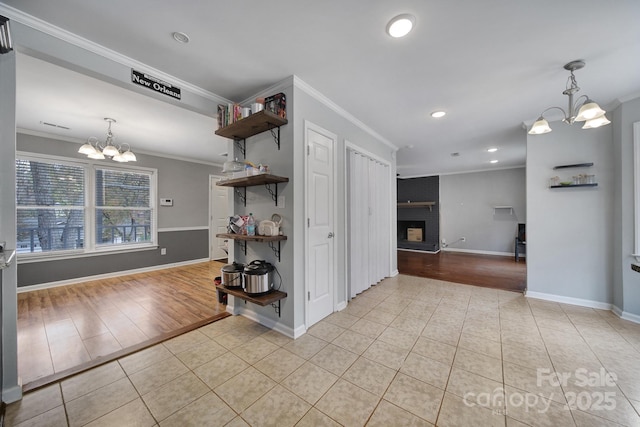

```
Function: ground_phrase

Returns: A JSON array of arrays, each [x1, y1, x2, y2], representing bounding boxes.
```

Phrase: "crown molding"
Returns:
[[0, 2, 231, 105], [292, 76, 398, 151]]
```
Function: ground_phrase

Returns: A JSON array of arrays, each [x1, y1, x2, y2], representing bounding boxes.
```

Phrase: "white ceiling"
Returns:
[[3, 0, 640, 176]]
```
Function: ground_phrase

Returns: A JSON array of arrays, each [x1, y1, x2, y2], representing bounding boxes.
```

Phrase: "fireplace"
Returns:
[[398, 221, 425, 242]]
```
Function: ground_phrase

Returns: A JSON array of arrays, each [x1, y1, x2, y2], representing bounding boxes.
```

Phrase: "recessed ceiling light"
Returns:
[[431, 111, 446, 118], [172, 31, 190, 43], [386, 14, 416, 38], [490, 159, 499, 164], [487, 147, 498, 153]]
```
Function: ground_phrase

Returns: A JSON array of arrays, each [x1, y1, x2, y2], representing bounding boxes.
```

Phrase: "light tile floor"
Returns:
[[6, 275, 640, 426]]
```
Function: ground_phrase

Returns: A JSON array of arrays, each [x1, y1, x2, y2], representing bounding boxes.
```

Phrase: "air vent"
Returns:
[[40, 121, 70, 130]]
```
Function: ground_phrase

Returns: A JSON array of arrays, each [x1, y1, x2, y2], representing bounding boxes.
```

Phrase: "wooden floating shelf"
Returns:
[[216, 233, 287, 242], [218, 286, 287, 307], [397, 201, 436, 211], [550, 183, 598, 189], [215, 110, 288, 140], [553, 163, 594, 170], [216, 174, 289, 188]]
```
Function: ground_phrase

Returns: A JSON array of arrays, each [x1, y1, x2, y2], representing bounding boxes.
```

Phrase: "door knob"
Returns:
[[328, 232, 334, 238]]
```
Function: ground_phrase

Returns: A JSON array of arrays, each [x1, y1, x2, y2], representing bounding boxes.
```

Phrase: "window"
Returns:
[[16, 159, 85, 253], [95, 167, 153, 248], [635, 122, 640, 261], [16, 154, 156, 257]]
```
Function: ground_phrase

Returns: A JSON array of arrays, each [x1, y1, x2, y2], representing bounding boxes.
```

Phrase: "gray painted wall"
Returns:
[[292, 82, 397, 330], [17, 230, 208, 287], [612, 97, 640, 317], [397, 176, 440, 251], [526, 120, 614, 303], [16, 133, 222, 287], [440, 168, 526, 254], [1, 50, 20, 402]]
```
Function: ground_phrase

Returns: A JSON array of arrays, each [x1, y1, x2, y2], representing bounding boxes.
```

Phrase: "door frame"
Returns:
[[344, 141, 394, 300], [304, 120, 338, 328], [209, 174, 228, 260]]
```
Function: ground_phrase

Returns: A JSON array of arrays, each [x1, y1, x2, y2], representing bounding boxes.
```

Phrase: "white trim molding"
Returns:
[[0, 3, 231, 105], [613, 306, 640, 324], [16, 258, 209, 292], [441, 247, 518, 258], [294, 76, 398, 151], [158, 226, 209, 233], [526, 291, 613, 311], [634, 122, 640, 261]]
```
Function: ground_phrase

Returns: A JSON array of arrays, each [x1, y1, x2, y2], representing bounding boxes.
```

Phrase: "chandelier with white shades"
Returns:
[[78, 118, 137, 162], [528, 60, 610, 135]]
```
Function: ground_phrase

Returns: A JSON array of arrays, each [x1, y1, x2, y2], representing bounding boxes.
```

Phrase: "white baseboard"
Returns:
[[612, 305, 640, 324], [336, 301, 347, 311], [525, 291, 613, 311], [612, 305, 623, 318], [17, 258, 210, 293], [230, 304, 300, 339], [397, 248, 440, 254], [390, 269, 399, 277], [442, 247, 520, 258]]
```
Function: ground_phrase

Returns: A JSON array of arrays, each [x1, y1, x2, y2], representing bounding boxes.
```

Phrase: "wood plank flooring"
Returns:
[[17, 260, 229, 391], [397, 250, 526, 292]]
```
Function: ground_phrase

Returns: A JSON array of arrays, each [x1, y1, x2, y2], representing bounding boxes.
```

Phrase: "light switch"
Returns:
[[160, 198, 173, 207]]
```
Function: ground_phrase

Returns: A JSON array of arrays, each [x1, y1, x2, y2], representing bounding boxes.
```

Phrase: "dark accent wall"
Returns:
[[397, 176, 440, 251], [17, 229, 208, 287]]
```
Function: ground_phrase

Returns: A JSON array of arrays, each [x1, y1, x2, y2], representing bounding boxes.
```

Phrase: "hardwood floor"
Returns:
[[397, 250, 526, 292], [17, 260, 230, 391]]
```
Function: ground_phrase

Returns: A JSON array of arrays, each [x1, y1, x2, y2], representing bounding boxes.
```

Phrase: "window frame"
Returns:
[[634, 122, 640, 262], [16, 152, 158, 261]]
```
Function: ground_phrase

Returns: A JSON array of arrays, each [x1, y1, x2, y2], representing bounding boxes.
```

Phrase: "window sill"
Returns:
[[18, 245, 159, 264]]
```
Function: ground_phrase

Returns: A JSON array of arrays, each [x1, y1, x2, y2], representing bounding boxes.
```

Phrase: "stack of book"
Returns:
[[217, 104, 242, 128]]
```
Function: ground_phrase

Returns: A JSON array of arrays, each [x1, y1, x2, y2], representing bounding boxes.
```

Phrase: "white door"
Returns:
[[306, 122, 336, 327], [210, 175, 229, 260]]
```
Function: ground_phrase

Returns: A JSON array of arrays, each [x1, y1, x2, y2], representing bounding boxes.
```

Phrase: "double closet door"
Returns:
[[347, 149, 391, 298]]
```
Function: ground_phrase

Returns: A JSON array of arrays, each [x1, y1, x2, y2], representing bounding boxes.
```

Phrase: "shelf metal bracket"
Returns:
[[268, 241, 282, 262], [234, 187, 247, 206], [269, 127, 281, 150], [265, 183, 279, 206], [234, 138, 246, 159], [271, 300, 281, 317], [236, 239, 247, 255]]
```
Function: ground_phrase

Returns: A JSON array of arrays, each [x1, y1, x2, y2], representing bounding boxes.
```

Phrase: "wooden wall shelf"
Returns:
[[217, 286, 287, 317], [215, 110, 288, 140], [397, 201, 436, 211], [216, 174, 289, 188]]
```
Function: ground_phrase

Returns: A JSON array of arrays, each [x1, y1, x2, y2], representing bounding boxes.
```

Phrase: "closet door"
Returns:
[[348, 149, 391, 298]]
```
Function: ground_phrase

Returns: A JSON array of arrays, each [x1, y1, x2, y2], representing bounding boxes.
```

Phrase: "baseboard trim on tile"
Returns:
[[234, 307, 300, 339], [613, 305, 640, 324], [526, 291, 612, 311]]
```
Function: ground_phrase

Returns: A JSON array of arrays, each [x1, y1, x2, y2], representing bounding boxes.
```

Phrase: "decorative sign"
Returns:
[[131, 69, 181, 100]]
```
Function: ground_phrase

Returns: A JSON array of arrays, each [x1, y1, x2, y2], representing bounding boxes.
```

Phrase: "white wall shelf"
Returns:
[[493, 206, 513, 214]]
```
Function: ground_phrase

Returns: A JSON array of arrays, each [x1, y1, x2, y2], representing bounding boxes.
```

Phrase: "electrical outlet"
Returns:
[[161, 248, 167, 255], [461, 237, 466, 242]]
